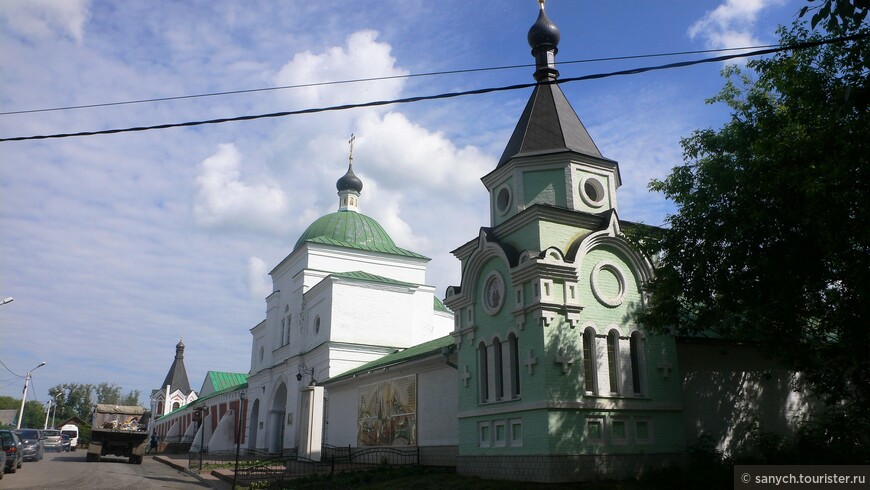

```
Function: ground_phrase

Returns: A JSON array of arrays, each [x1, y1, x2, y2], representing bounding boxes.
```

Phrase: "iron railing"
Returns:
[[232, 445, 421, 487]]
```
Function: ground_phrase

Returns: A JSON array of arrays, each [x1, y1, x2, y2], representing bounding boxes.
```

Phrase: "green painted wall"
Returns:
[[523, 169, 566, 207]]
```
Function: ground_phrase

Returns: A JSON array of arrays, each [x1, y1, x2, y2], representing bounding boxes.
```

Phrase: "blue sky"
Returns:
[[0, 0, 803, 405]]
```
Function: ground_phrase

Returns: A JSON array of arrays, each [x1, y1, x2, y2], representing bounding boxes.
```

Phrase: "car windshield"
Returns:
[[44, 430, 60, 436], [18, 429, 39, 439], [62, 430, 76, 437]]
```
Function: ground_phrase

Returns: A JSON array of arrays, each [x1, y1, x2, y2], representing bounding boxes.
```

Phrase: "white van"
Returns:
[[60, 424, 79, 451]]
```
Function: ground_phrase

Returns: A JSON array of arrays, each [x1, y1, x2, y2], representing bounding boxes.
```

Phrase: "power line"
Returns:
[[0, 44, 780, 116], [1, 34, 864, 143], [0, 358, 24, 378]]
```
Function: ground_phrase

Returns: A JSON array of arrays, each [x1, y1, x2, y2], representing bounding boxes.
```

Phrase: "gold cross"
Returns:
[[348, 133, 356, 164]]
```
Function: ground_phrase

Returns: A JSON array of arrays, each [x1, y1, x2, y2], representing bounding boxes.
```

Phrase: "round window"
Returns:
[[590, 260, 626, 307], [580, 176, 606, 208], [495, 186, 512, 215]]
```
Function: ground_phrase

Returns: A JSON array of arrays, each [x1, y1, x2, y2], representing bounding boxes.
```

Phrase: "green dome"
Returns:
[[294, 210, 427, 259]]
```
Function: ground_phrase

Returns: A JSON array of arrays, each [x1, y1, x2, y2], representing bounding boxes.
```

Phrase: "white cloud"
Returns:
[[0, 0, 91, 44], [193, 143, 289, 234], [245, 257, 272, 299], [356, 111, 492, 195], [274, 30, 407, 108], [688, 0, 786, 49]]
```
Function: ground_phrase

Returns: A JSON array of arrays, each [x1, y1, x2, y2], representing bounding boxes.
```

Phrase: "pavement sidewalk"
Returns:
[[152, 453, 236, 490]]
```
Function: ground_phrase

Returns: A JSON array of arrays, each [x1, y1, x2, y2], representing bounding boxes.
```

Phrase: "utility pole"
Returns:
[[43, 399, 52, 429], [17, 362, 46, 429]]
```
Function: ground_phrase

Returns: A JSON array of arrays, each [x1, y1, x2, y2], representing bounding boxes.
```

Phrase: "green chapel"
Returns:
[[443, 2, 684, 481]]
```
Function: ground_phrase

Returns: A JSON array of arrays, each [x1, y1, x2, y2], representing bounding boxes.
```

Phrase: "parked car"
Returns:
[[14, 428, 44, 461], [1, 429, 23, 473], [61, 434, 71, 452], [0, 448, 5, 479], [43, 429, 62, 452]]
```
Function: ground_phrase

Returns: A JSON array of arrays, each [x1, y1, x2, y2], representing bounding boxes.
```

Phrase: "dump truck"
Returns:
[[86, 404, 150, 464]]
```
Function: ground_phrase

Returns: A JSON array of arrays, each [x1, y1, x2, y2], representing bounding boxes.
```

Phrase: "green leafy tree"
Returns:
[[801, 0, 869, 31], [20, 400, 45, 429], [48, 382, 143, 424], [49, 383, 95, 422], [637, 15, 869, 415], [95, 382, 122, 404]]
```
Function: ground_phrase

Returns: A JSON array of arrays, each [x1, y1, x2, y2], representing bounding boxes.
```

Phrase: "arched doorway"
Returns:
[[248, 398, 260, 450], [269, 382, 287, 454]]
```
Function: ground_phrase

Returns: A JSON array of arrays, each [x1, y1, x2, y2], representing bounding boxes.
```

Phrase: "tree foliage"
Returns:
[[48, 382, 143, 425], [638, 16, 869, 412]]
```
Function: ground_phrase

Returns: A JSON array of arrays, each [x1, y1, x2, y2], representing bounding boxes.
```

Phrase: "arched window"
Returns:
[[582, 327, 597, 394], [630, 331, 645, 395], [607, 330, 620, 394], [172, 401, 180, 410], [509, 333, 520, 398], [493, 337, 504, 400], [477, 342, 489, 403], [280, 319, 285, 346]]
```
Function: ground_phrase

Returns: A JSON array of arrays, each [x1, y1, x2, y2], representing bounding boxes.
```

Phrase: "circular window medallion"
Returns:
[[590, 260, 626, 307], [495, 185, 512, 215], [482, 271, 505, 315], [580, 176, 606, 208]]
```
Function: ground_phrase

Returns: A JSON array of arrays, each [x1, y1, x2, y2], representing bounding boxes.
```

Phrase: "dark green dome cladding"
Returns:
[[294, 210, 427, 259]]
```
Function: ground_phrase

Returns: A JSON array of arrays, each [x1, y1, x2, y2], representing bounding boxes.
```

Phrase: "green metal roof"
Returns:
[[323, 335, 454, 384], [433, 296, 451, 313], [294, 210, 427, 259], [205, 371, 249, 393], [155, 374, 248, 422], [330, 270, 416, 288]]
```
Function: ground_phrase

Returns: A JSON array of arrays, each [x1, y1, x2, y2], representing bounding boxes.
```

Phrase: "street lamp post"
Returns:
[[232, 391, 247, 488], [1, 297, 13, 306], [43, 398, 52, 429], [193, 406, 209, 471], [17, 362, 46, 429]]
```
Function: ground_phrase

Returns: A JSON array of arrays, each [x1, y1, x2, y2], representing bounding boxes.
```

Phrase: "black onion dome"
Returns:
[[336, 164, 363, 193], [527, 4, 560, 52]]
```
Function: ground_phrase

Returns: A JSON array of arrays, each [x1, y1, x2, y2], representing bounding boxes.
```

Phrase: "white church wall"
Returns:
[[417, 365, 459, 446], [330, 284, 435, 348], [326, 344, 397, 380], [306, 247, 428, 285], [324, 358, 458, 448]]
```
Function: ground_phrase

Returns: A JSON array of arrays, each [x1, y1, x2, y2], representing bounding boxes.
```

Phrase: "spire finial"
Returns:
[[528, 0, 561, 81], [337, 134, 363, 211]]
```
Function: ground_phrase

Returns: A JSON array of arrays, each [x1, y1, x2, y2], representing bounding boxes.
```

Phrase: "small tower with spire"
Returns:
[[337, 134, 363, 212], [446, 2, 683, 482], [150, 337, 197, 419]]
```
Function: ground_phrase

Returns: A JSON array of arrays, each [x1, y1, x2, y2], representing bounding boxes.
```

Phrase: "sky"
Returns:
[[0, 0, 805, 407]]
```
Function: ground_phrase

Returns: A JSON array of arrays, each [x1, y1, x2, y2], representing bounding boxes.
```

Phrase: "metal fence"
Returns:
[[231, 445, 421, 488]]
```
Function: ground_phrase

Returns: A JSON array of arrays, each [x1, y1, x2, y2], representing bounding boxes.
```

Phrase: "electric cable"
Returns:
[[1, 33, 864, 143], [0, 358, 25, 378], [0, 44, 781, 117]]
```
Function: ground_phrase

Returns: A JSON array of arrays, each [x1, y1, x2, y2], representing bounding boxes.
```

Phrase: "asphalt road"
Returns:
[[1, 448, 212, 489]]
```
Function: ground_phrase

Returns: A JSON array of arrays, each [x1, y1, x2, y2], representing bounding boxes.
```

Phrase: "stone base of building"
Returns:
[[419, 445, 458, 467], [457, 452, 684, 483]]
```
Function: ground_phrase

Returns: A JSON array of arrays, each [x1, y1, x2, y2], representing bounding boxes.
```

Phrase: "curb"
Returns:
[[152, 455, 222, 488]]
